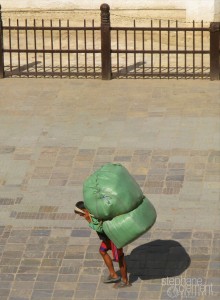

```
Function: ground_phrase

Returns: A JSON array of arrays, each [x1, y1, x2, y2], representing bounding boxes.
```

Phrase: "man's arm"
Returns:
[[82, 211, 104, 233], [83, 211, 92, 223]]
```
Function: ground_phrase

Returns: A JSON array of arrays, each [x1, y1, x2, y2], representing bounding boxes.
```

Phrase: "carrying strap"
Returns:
[[74, 206, 94, 217], [74, 207, 85, 214]]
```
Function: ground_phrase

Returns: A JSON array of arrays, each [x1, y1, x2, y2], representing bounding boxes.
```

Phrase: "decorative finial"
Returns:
[[100, 3, 110, 25]]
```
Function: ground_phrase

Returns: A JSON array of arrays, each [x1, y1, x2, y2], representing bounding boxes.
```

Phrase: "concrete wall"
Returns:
[[1, 0, 186, 10], [215, 0, 220, 21], [1, 0, 219, 21]]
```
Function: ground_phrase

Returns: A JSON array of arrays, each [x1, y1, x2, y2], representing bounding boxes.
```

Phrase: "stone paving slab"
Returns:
[[0, 79, 220, 300]]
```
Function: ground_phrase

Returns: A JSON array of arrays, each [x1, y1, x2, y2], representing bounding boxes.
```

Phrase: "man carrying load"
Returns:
[[75, 163, 156, 288], [74, 201, 131, 288]]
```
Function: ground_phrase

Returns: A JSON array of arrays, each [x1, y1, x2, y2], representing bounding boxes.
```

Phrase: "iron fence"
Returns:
[[0, 4, 219, 80], [1, 18, 101, 78], [111, 21, 211, 79]]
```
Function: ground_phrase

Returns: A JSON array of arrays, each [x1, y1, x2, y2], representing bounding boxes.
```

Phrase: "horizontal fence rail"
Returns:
[[0, 4, 219, 80]]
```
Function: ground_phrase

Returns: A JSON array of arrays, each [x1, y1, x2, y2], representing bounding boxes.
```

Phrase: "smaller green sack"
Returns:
[[103, 197, 157, 249]]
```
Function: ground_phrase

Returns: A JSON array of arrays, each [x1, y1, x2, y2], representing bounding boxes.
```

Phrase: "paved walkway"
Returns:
[[0, 78, 219, 300]]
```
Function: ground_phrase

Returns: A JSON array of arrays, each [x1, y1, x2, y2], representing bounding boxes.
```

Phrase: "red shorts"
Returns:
[[99, 239, 123, 262]]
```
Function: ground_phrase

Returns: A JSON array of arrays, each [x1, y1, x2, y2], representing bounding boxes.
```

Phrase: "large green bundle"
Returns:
[[103, 197, 157, 249], [83, 163, 143, 220]]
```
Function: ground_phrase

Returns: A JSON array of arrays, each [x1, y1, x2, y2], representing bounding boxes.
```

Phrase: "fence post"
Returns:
[[210, 22, 220, 80], [100, 3, 111, 80], [0, 5, 4, 78]]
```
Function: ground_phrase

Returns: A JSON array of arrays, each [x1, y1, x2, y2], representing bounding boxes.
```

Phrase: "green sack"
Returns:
[[83, 163, 143, 220], [103, 197, 157, 248]]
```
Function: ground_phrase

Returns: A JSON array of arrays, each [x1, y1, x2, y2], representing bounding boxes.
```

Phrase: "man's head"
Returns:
[[74, 201, 87, 216]]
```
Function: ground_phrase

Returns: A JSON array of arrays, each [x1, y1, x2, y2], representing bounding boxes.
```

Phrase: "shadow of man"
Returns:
[[126, 239, 191, 283]]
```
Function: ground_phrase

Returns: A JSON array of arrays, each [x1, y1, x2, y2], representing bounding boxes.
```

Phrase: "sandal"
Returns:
[[113, 280, 132, 288], [103, 275, 121, 283]]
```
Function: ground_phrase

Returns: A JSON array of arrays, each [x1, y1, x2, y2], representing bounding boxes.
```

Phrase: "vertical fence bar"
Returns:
[[92, 20, 95, 78], [76, 29, 79, 77], [151, 20, 153, 77], [25, 19, 29, 77], [168, 20, 170, 79], [116, 29, 119, 76], [0, 5, 4, 78], [159, 20, 161, 78], [34, 19, 37, 77], [9, 18, 12, 76], [84, 19, 87, 78], [42, 19, 45, 76], [59, 19, 62, 77], [193, 21, 195, 79], [184, 28, 187, 78], [17, 19, 21, 76], [125, 29, 128, 77], [142, 29, 145, 77], [67, 20, 70, 78], [134, 20, 136, 78], [210, 22, 220, 80], [50, 20, 54, 77], [176, 20, 178, 78], [201, 21, 204, 79], [100, 3, 111, 80]]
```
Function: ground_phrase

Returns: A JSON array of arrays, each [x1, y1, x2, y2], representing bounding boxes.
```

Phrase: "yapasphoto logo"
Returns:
[[162, 276, 216, 298]]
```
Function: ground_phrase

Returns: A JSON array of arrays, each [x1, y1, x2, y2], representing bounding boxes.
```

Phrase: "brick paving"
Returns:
[[0, 79, 219, 299]]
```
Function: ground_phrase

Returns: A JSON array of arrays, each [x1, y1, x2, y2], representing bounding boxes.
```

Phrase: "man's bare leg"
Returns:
[[100, 250, 119, 278], [119, 254, 129, 284]]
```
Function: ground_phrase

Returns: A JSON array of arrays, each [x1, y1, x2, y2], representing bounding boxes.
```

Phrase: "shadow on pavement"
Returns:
[[5, 61, 42, 76], [126, 239, 191, 283]]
